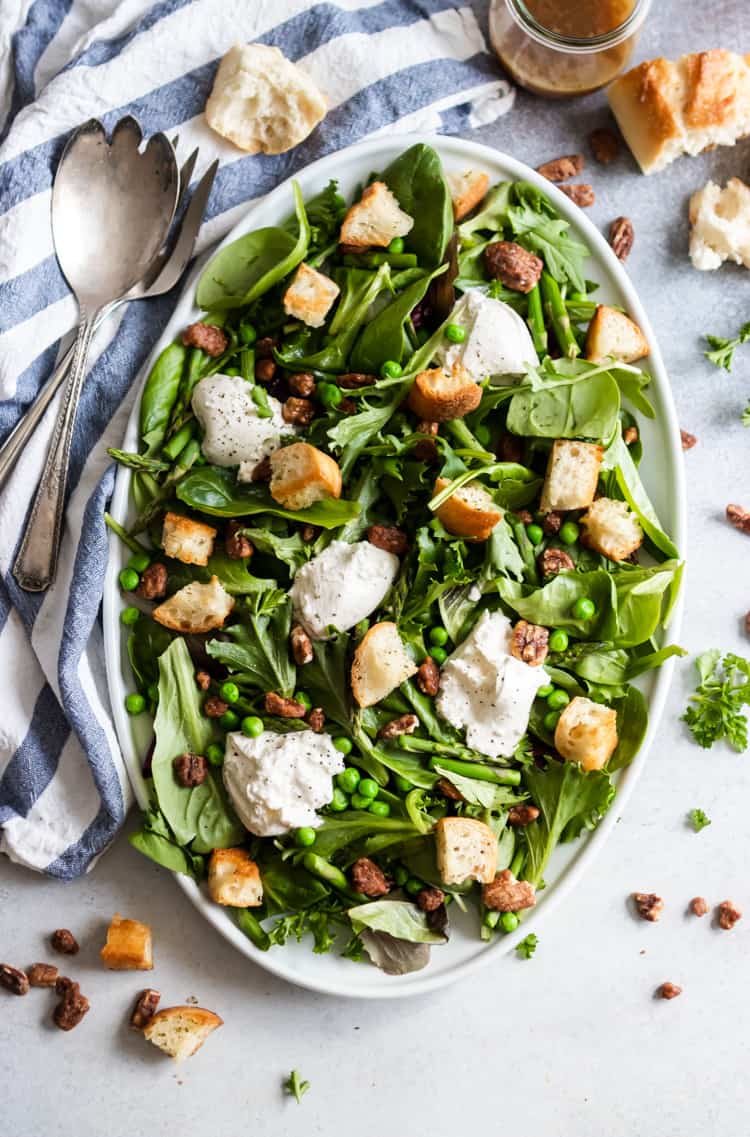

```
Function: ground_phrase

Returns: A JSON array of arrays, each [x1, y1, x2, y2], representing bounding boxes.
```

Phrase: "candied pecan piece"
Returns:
[[416, 657, 440, 696], [508, 804, 541, 827], [690, 896, 709, 917], [350, 857, 390, 898], [339, 397, 357, 415], [181, 322, 227, 357], [340, 372, 377, 389], [517, 509, 534, 525], [282, 397, 315, 426], [0, 964, 29, 995], [657, 982, 682, 1000], [339, 243, 367, 256], [51, 929, 79, 956], [130, 988, 161, 1030], [727, 504, 750, 535], [510, 620, 549, 666], [53, 982, 90, 1031], [225, 520, 253, 559], [367, 524, 409, 556], [717, 900, 742, 930], [195, 669, 212, 692], [436, 777, 464, 801], [173, 752, 208, 787], [537, 154, 584, 182], [136, 562, 168, 600], [632, 892, 664, 922], [623, 425, 639, 445], [291, 623, 314, 666], [539, 547, 575, 577], [254, 336, 277, 360], [609, 216, 634, 261], [681, 429, 697, 450], [416, 419, 439, 436], [204, 695, 229, 718], [255, 357, 277, 384], [252, 455, 272, 482], [413, 436, 439, 463], [482, 869, 536, 912], [301, 524, 319, 543], [542, 511, 562, 536], [416, 886, 445, 913], [307, 707, 325, 732], [559, 184, 595, 208], [288, 371, 316, 397], [484, 241, 543, 294], [264, 692, 306, 718], [497, 432, 523, 464], [27, 962, 59, 988], [55, 975, 76, 997], [590, 127, 620, 164], [378, 713, 419, 740]]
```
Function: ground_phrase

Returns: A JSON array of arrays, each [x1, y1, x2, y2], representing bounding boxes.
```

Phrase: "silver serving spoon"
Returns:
[[13, 117, 179, 592]]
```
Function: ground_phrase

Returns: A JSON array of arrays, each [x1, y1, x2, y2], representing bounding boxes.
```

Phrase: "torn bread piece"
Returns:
[[554, 695, 619, 771], [435, 817, 498, 885], [339, 181, 414, 249], [446, 168, 489, 221], [407, 362, 481, 422], [100, 914, 153, 971], [153, 576, 234, 634], [580, 497, 643, 562], [585, 305, 649, 364], [433, 478, 502, 542], [144, 1006, 223, 1061], [161, 512, 217, 567], [208, 848, 263, 908], [269, 442, 342, 510], [689, 177, 750, 270], [283, 263, 340, 327], [205, 43, 326, 155], [539, 440, 603, 513], [351, 622, 417, 708]]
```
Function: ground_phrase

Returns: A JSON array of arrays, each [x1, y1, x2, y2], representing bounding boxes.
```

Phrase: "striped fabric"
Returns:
[[0, 0, 514, 878]]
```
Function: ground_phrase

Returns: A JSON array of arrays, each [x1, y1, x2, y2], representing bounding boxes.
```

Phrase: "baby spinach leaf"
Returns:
[[176, 467, 359, 527], [523, 760, 615, 886], [507, 359, 620, 441], [498, 570, 615, 638], [350, 266, 445, 373], [139, 342, 186, 456], [609, 686, 648, 772], [610, 365, 655, 419], [128, 620, 175, 688], [601, 425, 678, 559], [196, 181, 310, 310], [303, 634, 352, 730], [626, 643, 687, 679], [612, 562, 683, 648], [207, 593, 296, 695], [431, 764, 523, 810], [382, 143, 454, 268], [349, 899, 447, 943], [261, 859, 332, 913], [129, 827, 196, 876]]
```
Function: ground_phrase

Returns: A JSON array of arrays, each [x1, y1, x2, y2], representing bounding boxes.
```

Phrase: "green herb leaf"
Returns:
[[283, 1070, 311, 1104], [704, 321, 750, 371], [348, 899, 447, 943], [207, 592, 296, 696], [524, 760, 615, 886], [688, 807, 712, 832], [516, 933, 538, 960], [682, 651, 750, 751], [382, 143, 454, 267], [176, 467, 359, 527]]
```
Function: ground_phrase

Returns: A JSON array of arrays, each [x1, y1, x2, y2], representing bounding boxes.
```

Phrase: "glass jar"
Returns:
[[489, 0, 651, 98]]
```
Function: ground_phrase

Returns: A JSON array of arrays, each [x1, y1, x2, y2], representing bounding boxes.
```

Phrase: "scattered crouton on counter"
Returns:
[[100, 914, 153, 971]]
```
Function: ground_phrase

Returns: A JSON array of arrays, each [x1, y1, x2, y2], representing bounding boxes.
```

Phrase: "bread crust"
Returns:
[[339, 181, 414, 249], [580, 497, 643, 562], [407, 363, 481, 422], [350, 621, 417, 709], [433, 477, 502, 542], [269, 442, 342, 510], [539, 440, 603, 513], [144, 1006, 223, 1060]]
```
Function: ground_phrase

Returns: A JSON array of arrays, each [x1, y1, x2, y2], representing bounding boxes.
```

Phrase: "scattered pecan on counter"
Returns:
[[0, 964, 29, 995], [632, 892, 664, 922], [130, 988, 161, 1030], [589, 127, 620, 164], [27, 963, 59, 988], [717, 900, 742, 930], [680, 430, 698, 451], [609, 216, 634, 261], [50, 929, 79, 956], [559, 184, 595, 208], [537, 154, 584, 182], [657, 982, 682, 1000], [53, 980, 90, 1031], [690, 897, 708, 918], [727, 504, 750, 535]]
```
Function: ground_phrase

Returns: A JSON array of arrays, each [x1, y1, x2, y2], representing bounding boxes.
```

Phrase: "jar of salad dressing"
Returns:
[[489, 0, 651, 97]]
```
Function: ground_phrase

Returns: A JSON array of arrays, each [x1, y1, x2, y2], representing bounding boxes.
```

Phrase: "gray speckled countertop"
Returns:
[[3, 4, 750, 1135]]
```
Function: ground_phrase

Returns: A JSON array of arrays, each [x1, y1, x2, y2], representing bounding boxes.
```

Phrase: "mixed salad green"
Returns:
[[109, 143, 683, 975]]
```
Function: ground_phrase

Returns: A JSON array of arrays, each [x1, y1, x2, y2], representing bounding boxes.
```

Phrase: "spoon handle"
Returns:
[[13, 313, 97, 592]]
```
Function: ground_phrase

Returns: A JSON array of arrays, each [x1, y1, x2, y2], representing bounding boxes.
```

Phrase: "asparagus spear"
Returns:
[[540, 271, 579, 359], [526, 283, 548, 356]]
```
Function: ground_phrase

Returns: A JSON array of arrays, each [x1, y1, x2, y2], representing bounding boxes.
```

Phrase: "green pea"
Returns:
[[317, 381, 343, 410], [547, 688, 570, 711], [369, 800, 390, 817], [337, 767, 360, 794], [404, 877, 424, 895], [500, 911, 520, 933], [241, 715, 264, 738], [430, 646, 448, 666], [393, 865, 409, 887], [484, 910, 501, 929], [220, 681, 240, 704], [358, 778, 378, 800], [119, 567, 139, 592], [207, 743, 225, 767], [239, 321, 257, 345], [146, 683, 159, 704], [127, 551, 151, 573], [388, 237, 405, 254], [125, 692, 145, 715], [559, 521, 580, 545], [475, 423, 491, 447], [294, 691, 312, 712], [225, 366, 240, 376], [429, 626, 449, 647], [526, 523, 544, 546], [120, 605, 140, 627], [381, 360, 403, 379], [220, 710, 240, 731], [549, 629, 569, 653], [350, 792, 370, 810], [444, 322, 467, 344], [537, 684, 555, 699], [333, 737, 353, 756], [329, 787, 349, 812], [393, 775, 412, 793], [295, 827, 317, 848], [572, 597, 596, 621], [543, 710, 561, 732]]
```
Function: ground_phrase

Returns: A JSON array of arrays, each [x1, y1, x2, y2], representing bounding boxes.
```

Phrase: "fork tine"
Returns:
[[175, 147, 199, 213]]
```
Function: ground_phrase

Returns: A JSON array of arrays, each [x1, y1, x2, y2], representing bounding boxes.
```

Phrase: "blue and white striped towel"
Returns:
[[0, 0, 513, 878]]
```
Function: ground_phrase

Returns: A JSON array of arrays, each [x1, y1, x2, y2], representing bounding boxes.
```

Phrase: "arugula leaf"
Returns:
[[129, 807, 202, 877], [682, 651, 750, 751], [516, 933, 538, 960], [507, 182, 589, 292], [457, 182, 513, 239], [176, 468, 359, 527], [127, 620, 174, 688], [688, 807, 711, 832], [207, 593, 296, 696], [350, 265, 445, 373], [523, 760, 615, 886], [327, 381, 407, 479], [311, 813, 422, 860], [704, 320, 750, 371], [305, 179, 343, 256], [234, 525, 309, 573]]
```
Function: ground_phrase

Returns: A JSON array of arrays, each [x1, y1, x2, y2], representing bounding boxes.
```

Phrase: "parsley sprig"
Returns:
[[688, 808, 712, 832], [682, 651, 750, 751], [284, 1070, 311, 1104], [516, 933, 539, 960], [705, 321, 750, 371]]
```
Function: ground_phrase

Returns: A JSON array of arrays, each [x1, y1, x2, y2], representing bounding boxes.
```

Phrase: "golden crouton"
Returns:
[[208, 848, 263, 908], [144, 1006, 223, 1061], [100, 913, 153, 971], [153, 576, 234, 634], [554, 696, 619, 771], [407, 363, 481, 422], [339, 181, 414, 248], [433, 477, 502, 541], [350, 622, 417, 709], [446, 168, 490, 221], [539, 439, 603, 513], [435, 817, 498, 885], [585, 305, 649, 364], [269, 442, 342, 510], [283, 262, 340, 328], [161, 511, 217, 567], [580, 497, 644, 562]]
